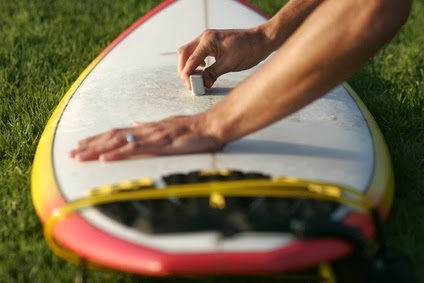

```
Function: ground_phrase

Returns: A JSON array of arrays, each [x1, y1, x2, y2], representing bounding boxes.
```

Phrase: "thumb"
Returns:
[[203, 56, 235, 88], [202, 67, 219, 88], [203, 58, 231, 88]]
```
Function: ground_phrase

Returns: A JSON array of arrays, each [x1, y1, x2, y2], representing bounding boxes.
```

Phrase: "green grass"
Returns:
[[0, 0, 422, 282]]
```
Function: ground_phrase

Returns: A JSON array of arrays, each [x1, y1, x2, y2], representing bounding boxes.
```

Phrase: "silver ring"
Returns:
[[126, 133, 136, 143]]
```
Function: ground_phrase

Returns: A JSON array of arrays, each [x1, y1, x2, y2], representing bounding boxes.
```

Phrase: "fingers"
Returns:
[[70, 129, 133, 161], [177, 43, 197, 89], [179, 29, 266, 90], [98, 143, 137, 162], [69, 116, 225, 162], [179, 45, 210, 89], [98, 135, 172, 161], [69, 123, 176, 162], [178, 30, 223, 89]]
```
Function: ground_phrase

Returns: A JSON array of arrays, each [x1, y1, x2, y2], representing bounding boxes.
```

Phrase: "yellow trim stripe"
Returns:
[[44, 177, 375, 265], [343, 83, 394, 217]]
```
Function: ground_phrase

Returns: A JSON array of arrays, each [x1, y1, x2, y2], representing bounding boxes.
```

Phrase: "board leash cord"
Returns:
[[43, 170, 412, 282]]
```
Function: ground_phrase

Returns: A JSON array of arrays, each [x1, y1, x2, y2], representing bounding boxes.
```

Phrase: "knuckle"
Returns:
[[201, 29, 221, 57], [201, 29, 217, 41], [159, 133, 173, 146], [111, 135, 122, 146], [186, 55, 196, 63], [177, 46, 187, 57]]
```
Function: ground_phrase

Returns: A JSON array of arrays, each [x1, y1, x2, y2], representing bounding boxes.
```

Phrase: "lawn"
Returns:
[[0, 0, 422, 282]]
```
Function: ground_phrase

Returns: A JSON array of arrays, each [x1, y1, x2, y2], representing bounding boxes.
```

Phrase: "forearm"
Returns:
[[205, 0, 411, 142], [258, 0, 324, 53]]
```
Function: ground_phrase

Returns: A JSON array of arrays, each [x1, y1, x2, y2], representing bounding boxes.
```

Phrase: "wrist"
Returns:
[[250, 25, 276, 59], [198, 111, 234, 145]]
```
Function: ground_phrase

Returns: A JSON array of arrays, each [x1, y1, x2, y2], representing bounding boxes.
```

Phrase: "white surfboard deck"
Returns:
[[56, 1, 372, 196], [51, 0, 373, 252], [31, 0, 395, 274]]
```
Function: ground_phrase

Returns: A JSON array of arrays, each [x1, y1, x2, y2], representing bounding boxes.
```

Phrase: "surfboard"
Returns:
[[31, 0, 394, 277]]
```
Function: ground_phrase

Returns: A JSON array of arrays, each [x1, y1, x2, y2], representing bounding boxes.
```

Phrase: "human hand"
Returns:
[[69, 115, 225, 162], [177, 28, 271, 89]]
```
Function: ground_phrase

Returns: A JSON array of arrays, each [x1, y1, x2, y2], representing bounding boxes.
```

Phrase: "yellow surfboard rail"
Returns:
[[343, 82, 395, 218]]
